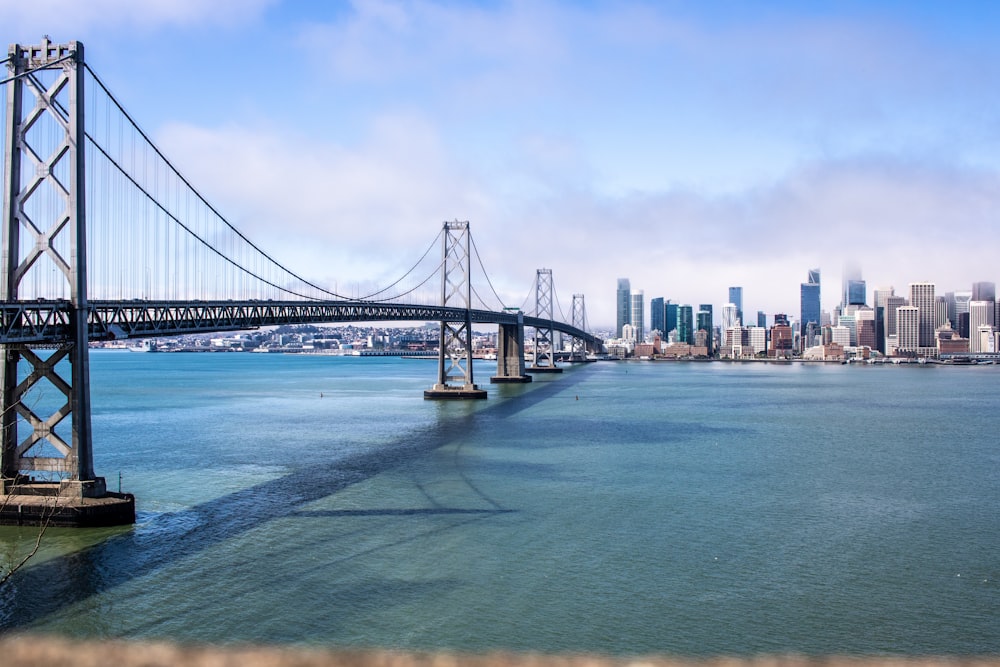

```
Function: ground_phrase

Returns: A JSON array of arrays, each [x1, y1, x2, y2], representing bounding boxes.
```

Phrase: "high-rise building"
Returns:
[[800, 268, 821, 350], [757, 311, 767, 328], [972, 282, 996, 330], [935, 296, 949, 330], [846, 280, 867, 306], [953, 291, 972, 338], [842, 262, 863, 307], [697, 306, 713, 355], [909, 282, 936, 348], [677, 305, 694, 344], [722, 303, 739, 330], [883, 295, 906, 353], [650, 297, 665, 337], [616, 278, 630, 338], [728, 286, 743, 325], [856, 308, 876, 349], [665, 301, 678, 340], [896, 305, 920, 353], [630, 290, 645, 342], [969, 300, 994, 354], [873, 287, 896, 355]]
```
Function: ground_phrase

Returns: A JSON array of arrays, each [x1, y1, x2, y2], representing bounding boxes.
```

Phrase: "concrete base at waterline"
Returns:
[[527, 366, 563, 374], [424, 384, 488, 399], [0, 479, 136, 527], [490, 375, 532, 383]]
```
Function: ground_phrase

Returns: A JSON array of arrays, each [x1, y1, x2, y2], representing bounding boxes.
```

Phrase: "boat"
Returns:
[[128, 340, 158, 352]]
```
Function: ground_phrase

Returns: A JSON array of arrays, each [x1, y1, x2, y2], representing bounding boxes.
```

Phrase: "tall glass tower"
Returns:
[[616, 278, 630, 338], [728, 286, 743, 324], [800, 268, 821, 347], [630, 290, 645, 342], [650, 297, 665, 337]]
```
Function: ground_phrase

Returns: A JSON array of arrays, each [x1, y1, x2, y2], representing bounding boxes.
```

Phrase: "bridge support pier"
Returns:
[[1, 40, 134, 526], [491, 318, 531, 384]]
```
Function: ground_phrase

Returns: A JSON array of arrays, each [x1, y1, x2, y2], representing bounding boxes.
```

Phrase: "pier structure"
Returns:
[[491, 309, 531, 384]]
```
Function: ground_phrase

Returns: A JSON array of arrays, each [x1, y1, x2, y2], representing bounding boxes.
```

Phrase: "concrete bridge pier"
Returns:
[[491, 319, 532, 384]]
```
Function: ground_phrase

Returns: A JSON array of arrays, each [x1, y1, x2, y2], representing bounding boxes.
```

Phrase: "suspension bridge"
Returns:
[[0, 39, 602, 527]]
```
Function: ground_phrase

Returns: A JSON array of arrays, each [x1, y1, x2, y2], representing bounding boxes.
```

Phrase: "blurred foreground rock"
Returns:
[[0, 636, 995, 667]]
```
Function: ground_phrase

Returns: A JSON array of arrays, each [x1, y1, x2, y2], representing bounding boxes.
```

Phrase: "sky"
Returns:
[[5, 1, 1000, 329]]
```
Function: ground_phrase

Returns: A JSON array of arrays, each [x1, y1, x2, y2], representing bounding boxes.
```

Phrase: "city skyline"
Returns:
[[4, 3, 1000, 327]]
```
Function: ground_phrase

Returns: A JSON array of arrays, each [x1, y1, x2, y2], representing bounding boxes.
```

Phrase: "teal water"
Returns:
[[1, 353, 998, 655]]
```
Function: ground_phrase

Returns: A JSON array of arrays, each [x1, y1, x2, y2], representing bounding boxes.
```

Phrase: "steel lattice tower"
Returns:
[[570, 293, 587, 360], [424, 220, 485, 399], [529, 268, 560, 372]]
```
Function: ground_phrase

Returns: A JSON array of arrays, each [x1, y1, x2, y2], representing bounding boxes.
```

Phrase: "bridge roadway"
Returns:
[[0, 300, 601, 347]]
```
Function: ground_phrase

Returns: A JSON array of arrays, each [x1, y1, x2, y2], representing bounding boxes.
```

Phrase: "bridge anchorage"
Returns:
[[1, 40, 134, 526]]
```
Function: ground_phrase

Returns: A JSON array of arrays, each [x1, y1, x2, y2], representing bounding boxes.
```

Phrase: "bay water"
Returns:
[[1, 352, 998, 656]]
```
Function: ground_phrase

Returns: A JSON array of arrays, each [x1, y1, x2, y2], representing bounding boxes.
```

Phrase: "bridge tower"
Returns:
[[424, 220, 486, 399], [1, 39, 133, 525], [527, 268, 562, 374], [569, 294, 589, 362]]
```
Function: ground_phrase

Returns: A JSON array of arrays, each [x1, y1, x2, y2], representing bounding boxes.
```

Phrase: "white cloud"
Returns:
[[0, 0, 277, 36]]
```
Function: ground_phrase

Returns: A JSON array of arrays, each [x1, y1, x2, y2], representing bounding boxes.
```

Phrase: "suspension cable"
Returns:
[[469, 234, 507, 310], [353, 228, 443, 301]]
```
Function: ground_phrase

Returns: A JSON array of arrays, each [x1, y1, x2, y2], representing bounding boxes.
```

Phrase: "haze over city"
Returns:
[[4, 1, 999, 328]]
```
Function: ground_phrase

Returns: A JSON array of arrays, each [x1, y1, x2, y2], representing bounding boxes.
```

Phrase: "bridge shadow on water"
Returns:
[[0, 368, 590, 631]]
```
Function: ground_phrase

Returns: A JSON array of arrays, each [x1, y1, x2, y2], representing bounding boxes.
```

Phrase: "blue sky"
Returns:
[[6, 1, 1000, 328]]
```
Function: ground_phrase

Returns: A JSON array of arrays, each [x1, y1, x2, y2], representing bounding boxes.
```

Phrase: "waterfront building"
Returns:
[[969, 300, 994, 354], [665, 301, 678, 341], [909, 282, 936, 348], [873, 287, 897, 355], [677, 305, 694, 344], [722, 303, 739, 330], [728, 286, 743, 325], [630, 290, 645, 342], [896, 305, 921, 354], [770, 321, 793, 358], [856, 308, 876, 350], [650, 297, 665, 338], [697, 306, 713, 356], [748, 326, 766, 355], [800, 268, 821, 332], [936, 324, 969, 356], [616, 278, 630, 338], [831, 325, 850, 348], [971, 282, 995, 330], [952, 291, 972, 338]]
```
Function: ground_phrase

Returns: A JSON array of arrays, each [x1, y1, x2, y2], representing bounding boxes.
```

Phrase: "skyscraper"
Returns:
[[909, 282, 936, 348], [677, 305, 694, 344], [972, 282, 996, 330], [897, 306, 920, 353], [665, 301, 678, 340], [630, 290, 645, 342], [728, 287, 743, 325], [969, 300, 994, 354], [873, 287, 896, 355], [722, 303, 739, 330], [842, 262, 863, 307], [800, 268, 821, 348], [616, 278, 630, 338], [697, 305, 713, 355], [650, 297, 665, 337]]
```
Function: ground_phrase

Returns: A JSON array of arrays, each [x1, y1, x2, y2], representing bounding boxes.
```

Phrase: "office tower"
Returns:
[[935, 296, 949, 330], [616, 279, 630, 338], [909, 282, 935, 348], [897, 306, 920, 352], [650, 297, 665, 336], [697, 306, 713, 355], [873, 287, 896, 355], [665, 301, 678, 339], [677, 305, 694, 344], [722, 303, 739, 330], [800, 269, 821, 350], [972, 282, 996, 330], [856, 308, 876, 349], [728, 286, 743, 324], [757, 311, 767, 328], [883, 295, 906, 353], [842, 261, 863, 307], [969, 301, 994, 353], [952, 291, 971, 338], [630, 290, 645, 342]]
